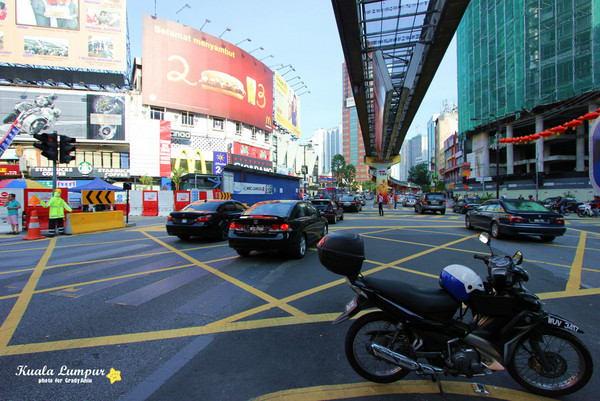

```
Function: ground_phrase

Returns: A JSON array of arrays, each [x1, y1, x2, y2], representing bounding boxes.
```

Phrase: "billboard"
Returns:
[[274, 70, 301, 137], [0, 0, 127, 72], [142, 15, 274, 132], [0, 87, 126, 141]]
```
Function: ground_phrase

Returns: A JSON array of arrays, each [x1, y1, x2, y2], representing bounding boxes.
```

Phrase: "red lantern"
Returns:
[[564, 119, 582, 130], [463, 185, 468, 190], [531, 134, 541, 141], [579, 112, 600, 121], [539, 130, 553, 137], [550, 126, 567, 134]]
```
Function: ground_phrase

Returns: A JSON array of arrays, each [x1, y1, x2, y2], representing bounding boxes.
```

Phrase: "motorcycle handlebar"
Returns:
[[473, 254, 489, 262]]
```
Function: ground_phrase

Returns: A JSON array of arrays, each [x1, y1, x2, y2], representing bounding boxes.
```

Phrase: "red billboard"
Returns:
[[233, 142, 270, 161], [142, 15, 274, 132]]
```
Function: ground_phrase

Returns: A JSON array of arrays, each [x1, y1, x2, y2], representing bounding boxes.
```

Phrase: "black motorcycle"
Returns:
[[318, 232, 593, 397]]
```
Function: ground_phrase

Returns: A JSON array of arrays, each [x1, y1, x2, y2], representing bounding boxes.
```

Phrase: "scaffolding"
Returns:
[[457, 0, 600, 134]]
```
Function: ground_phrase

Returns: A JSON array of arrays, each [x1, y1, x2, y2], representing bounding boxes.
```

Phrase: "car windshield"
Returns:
[[244, 202, 294, 217], [427, 194, 444, 200], [340, 196, 356, 201], [465, 198, 482, 204], [503, 200, 549, 212], [183, 202, 219, 212]]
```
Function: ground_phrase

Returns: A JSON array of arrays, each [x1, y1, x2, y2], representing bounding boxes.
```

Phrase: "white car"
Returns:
[[403, 197, 417, 207]]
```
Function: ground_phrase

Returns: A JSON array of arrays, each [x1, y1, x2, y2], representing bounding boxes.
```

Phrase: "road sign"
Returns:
[[82, 190, 115, 205]]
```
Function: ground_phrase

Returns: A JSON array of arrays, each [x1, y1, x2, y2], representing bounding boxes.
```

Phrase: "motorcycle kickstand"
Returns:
[[431, 375, 445, 396]]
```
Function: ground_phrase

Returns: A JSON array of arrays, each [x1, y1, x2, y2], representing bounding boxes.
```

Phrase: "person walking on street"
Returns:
[[3, 193, 21, 234], [42, 189, 72, 237], [378, 192, 384, 216]]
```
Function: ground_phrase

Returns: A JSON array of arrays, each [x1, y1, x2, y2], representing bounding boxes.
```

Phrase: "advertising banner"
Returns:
[[0, 164, 21, 176], [274, 71, 301, 137], [233, 182, 274, 195], [0, 88, 126, 140], [142, 15, 274, 132], [233, 142, 270, 161], [1, 0, 127, 72], [213, 151, 227, 175], [231, 154, 273, 172], [29, 166, 130, 179], [159, 121, 171, 178]]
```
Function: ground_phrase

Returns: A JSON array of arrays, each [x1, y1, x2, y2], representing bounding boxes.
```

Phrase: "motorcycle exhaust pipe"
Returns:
[[371, 344, 443, 375]]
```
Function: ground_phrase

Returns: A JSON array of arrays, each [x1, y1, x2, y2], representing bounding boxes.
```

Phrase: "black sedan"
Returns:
[[167, 200, 247, 241], [452, 197, 482, 214], [339, 195, 362, 212], [465, 199, 566, 241], [228, 200, 328, 258], [311, 199, 344, 224]]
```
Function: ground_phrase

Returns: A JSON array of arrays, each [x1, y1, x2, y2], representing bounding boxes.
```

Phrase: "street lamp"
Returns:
[[200, 19, 211, 31], [282, 67, 295, 76], [249, 46, 264, 54], [260, 54, 273, 62], [219, 27, 231, 38], [176, 3, 191, 23], [235, 38, 251, 46]]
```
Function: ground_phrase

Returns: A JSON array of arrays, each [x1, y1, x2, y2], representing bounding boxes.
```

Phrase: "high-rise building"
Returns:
[[457, 0, 600, 193], [342, 63, 370, 183], [312, 125, 343, 175]]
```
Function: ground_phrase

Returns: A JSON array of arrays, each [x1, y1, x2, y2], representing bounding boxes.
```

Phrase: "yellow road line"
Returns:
[[250, 380, 554, 401], [141, 231, 308, 318], [0, 238, 55, 349], [566, 231, 586, 293]]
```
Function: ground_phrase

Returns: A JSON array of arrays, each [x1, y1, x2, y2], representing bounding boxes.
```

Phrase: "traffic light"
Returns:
[[59, 135, 76, 164], [33, 132, 58, 161]]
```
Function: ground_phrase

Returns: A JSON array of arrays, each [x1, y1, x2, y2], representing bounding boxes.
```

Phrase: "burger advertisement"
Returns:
[[142, 15, 274, 132]]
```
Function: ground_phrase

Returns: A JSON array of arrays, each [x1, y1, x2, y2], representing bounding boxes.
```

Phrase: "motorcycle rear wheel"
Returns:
[[345, 311, 411, 383], [507, 326, 593, 397]]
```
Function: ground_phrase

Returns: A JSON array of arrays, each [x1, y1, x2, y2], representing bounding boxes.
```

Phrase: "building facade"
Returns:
[[457, 0, 600, 198], [342, 63, 370, 183], [312, 124, 343, 176]]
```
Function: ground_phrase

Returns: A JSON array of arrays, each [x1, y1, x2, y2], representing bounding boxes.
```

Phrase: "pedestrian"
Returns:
[[394, 193, 398, 209], [42, 189, 72, 237], [556, 196, 566, 214], [528, 195, 534, 200], [518, 194, 524, 199], [3, 193, 21, 234], [378, 192, 385, 216]]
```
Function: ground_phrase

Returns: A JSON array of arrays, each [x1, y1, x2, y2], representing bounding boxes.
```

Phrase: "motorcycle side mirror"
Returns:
[[513, 251, 523, 265], [478, 232, 490, 244]]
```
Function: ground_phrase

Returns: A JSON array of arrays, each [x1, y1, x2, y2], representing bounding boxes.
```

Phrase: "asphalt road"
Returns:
[[0, 205, 598, 401]]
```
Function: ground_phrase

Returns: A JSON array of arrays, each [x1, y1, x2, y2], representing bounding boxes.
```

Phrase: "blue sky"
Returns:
[[126, 0, 457, 143]]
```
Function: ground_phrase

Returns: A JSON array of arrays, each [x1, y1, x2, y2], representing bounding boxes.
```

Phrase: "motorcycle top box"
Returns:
[[318, 232, 365, 277]]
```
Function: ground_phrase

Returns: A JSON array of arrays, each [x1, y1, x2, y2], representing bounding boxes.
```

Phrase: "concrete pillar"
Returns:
[[506, 124, 514, 175], [576, 123, 585, 172], [536, 115, 544, 173]]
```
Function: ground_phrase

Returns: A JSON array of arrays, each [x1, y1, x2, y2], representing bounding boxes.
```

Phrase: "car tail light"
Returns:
[[269, 223, 291, 232], [230, 222, 243, 230], [167, 216, 173, 221], [556, 217, 565, 225], [197, 216, 210, 223], [442, 200, 446, 205], [509, 216, 524, 223]]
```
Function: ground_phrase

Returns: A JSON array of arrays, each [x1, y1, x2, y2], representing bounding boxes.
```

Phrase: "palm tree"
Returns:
[[139, 174, 154, 190], [171, 167, 186, 191]]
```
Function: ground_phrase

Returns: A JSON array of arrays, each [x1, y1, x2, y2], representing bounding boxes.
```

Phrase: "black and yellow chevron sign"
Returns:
[[82, 190, 115, 205], [219, 192, 232, 200]]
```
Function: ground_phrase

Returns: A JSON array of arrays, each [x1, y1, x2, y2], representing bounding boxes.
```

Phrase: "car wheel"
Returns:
[[465, 215, 473, 230], [291, 234, 307, 259], [177, 234, 190, 240], [540, 235, 556, 242], [440, 210, 445, 215], [217, 223, 229, 241], [333, 214, 338, 224], [491, 222, 501, 239], [236, 249, 251, 257]]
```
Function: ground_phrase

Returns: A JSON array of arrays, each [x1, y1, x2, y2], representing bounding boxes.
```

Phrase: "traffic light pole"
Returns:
[[52, 160, 57, 191]]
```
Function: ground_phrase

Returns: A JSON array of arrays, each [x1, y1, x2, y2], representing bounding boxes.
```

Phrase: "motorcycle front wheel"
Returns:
[[507, 326, 593, 397], [345, 311, 412, 383]]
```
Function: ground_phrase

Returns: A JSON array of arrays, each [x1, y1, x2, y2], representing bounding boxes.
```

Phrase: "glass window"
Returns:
[[235, 122, 242, 135], [213, 118, 224, 130], [184, 202, 220, 212], [150, 107, 164, 120], [181, 111, 194, 126]]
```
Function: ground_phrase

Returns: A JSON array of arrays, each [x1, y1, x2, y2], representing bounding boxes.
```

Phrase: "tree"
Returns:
[[343, 164, 357, 188], [434, 179, 446, 192], [408, 163, 431, 188], [171, 167, 186, 191], [362, 180, 376, 192], [331, 154, 346, 187], [139, 174, 154, 189]]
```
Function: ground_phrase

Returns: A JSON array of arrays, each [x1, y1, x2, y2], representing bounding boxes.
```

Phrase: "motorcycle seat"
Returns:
[[363, 277, 461, 317]]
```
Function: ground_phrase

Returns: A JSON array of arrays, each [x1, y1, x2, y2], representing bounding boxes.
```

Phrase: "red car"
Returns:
[[311, 199, 344, 224]]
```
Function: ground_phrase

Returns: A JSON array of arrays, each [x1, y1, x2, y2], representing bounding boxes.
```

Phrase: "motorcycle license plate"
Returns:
[[547, 314, 583, 333], [333, 296, 359, 325]]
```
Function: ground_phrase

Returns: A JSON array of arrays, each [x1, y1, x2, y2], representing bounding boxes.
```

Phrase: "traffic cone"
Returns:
[[110, 204, 114, 211], [23, 208, 45, 241]]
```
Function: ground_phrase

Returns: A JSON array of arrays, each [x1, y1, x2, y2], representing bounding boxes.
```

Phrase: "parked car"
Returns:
[[465, 198, 566, 241], [339, 195, 362, 212], [167, 199, 247, 241], [414, 192, 446, 214], [311, 199, 344, 224], [228, 200, 328, 258], [452, 197, 482, 214], [402, 196, 417, 207], [356, 194, 366, 206]]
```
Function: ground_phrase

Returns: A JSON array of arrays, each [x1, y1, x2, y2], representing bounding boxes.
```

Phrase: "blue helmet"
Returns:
[[439, 264, 484, 301]]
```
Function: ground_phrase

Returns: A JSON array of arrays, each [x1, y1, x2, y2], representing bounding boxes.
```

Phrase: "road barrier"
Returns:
[[64, 211, 125, 235]]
